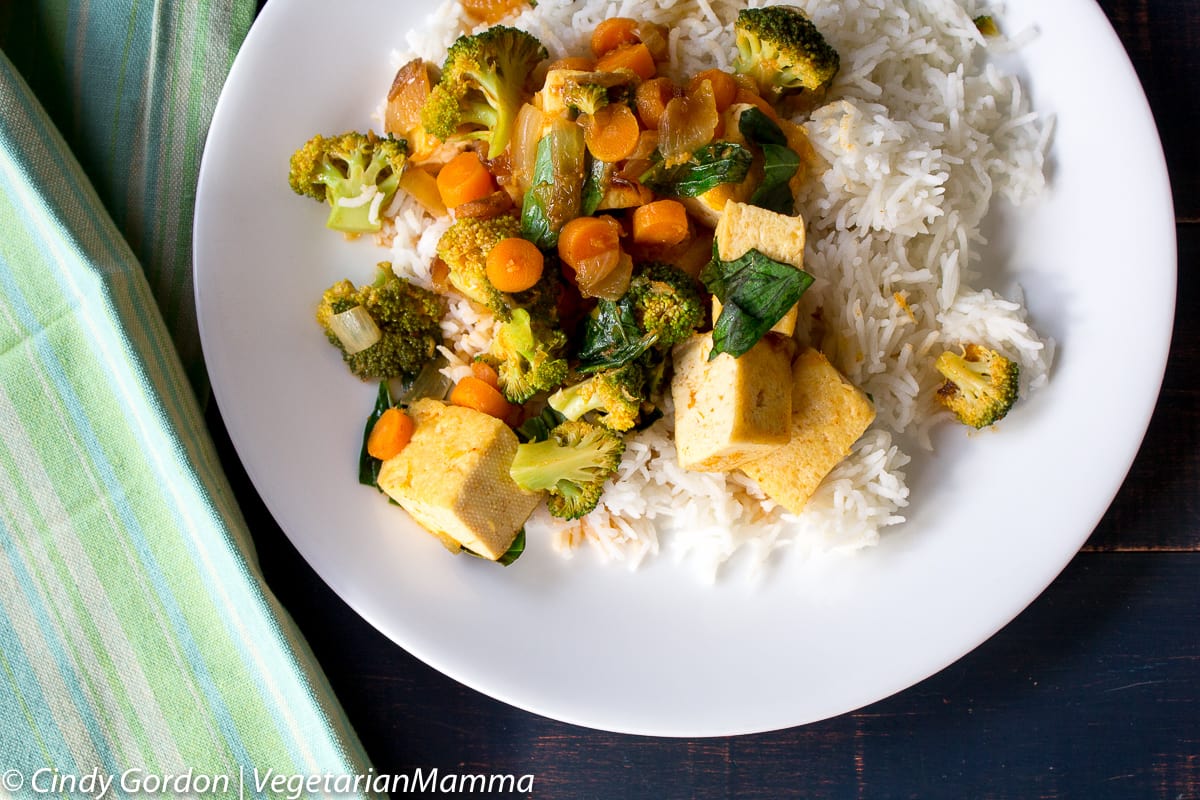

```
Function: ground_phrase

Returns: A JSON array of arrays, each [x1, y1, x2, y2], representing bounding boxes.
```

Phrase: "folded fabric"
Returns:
[[0, 6, 379, 796], [0, 0, 255, 394]]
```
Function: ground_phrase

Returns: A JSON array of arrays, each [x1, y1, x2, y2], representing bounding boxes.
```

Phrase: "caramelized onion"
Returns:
[[657, 79, 719, 164], [385, 59, 431, 137]]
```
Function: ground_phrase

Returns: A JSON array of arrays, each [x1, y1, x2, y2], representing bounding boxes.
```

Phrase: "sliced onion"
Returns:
[[385, 59, 431, 136], [658, 79, 719, 163], [633, 21, 669, 60], [328, 306, 381, 355], [572, 247, 622, 298], [588, 251, 634, 301], [510, 103, 546, 194]]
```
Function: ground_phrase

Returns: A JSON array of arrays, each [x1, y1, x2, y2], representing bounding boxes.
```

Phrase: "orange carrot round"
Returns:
[[583, 103, 641, 162], [557, 215, 622, 271], [471, 359, 502, 390], [450, 375, 512, 419], [635, 77, 675, 130], [595, 42, 657, 80], [632, 199, 689, 247], [459, 0, 527, 24], [436, 151, 496, 209], [591, 17, 640, 58], [547, 55, 596, 72], [486, 236, 545, 292], [367, 407, 415, 460]]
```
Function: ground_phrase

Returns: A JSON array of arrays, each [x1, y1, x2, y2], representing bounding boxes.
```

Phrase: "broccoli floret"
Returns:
[[289, 131, 408, 234], [934, 343, 1020, 429], [436, 213, 523, 319], [563, 83, 611, 116], [316, 262, 445, 381], [421, 26, 548, 159], [731, 6, 840, 101], [546, 360, 647, 432], [625, 261, 705, 349], [509, 420, 626, 519], [478, 308, 569, 403]]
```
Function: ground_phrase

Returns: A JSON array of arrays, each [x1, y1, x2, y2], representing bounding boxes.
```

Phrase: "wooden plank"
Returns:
[[1098, 0, 1200, 221], [1083, 223, 1198, 552]]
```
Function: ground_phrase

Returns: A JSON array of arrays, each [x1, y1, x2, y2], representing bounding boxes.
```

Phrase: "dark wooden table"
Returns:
[[214, 1, 1198, 796]]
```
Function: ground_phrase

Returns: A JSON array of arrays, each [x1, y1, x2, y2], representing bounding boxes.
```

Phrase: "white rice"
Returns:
[[382, 0, 1054, 579]]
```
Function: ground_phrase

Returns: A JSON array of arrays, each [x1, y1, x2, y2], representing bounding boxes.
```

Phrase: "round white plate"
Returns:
[[195, 0, 1175, 735]]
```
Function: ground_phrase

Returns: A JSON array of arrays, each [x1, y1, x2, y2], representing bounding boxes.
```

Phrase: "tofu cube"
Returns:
[[670, 332, 794, 472], [376, 399, 539, 560], [715, 199, 807, 264], [739, 348, 876, 514], [713, 200, 807, 336]]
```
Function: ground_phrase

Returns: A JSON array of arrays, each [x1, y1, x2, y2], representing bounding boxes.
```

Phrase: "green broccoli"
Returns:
[[421, 26, 548, 159], [562, 82, 611, 116], [934, 343, 1020, 429], [436, 213, 523, 319], [288, 131, 407, 234], [731, 6, 840, 101], [316, 262, 445, 381], [477, 308, 569, 403], [625, 261, 705, 349], [546, 360, 648, 432], [509, 420, 626, 520]]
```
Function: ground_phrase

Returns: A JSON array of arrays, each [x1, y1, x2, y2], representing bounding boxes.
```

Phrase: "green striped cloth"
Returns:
[[0, 2, 378, 796]]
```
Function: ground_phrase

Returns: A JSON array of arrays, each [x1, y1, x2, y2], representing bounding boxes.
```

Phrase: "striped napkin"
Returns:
[[0, 2, 377, 795]]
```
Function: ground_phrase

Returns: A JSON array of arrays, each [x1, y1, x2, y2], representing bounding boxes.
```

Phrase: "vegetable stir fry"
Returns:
[[288, 6, 1019, 564]]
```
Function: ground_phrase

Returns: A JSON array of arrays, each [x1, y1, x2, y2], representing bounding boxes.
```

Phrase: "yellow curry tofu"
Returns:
[[670, 332, 793, 472], [740, 348, 875, 514], [376, 398, 539, 560], [713, 200, 807, 336]]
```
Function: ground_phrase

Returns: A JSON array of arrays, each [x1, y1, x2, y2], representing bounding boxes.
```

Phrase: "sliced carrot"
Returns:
[[688, 69, 738, 113], [459, 0, 528, 24], [450, 375, 512, 419], [471, 359, 502, 390], [631, 199, 689, 247], [635, 77, 675, 131], [547, 55, 596, 72], [556, 215, 622, 271], [583, 103, 641, 163], [595, 42, 657, 80], [591, 17, 640, 58], [486, 236, 545, 292], [367, 407, 415, 460], [436, 151, 496, 209]]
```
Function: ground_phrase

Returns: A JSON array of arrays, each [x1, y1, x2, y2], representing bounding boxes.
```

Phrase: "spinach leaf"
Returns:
[[737, 106, 788, 146], [575, 297, 659, 373], [359, 381, 394, 489], [517, 406, 567, 443], [701, 248, 814, 359], [638, 142, 753, 198], [738, 108, 801, 214], [580, 155, 610, 217]]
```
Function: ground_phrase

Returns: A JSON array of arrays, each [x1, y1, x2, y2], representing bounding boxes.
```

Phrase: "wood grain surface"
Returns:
[[222, 0, 1198, 796]]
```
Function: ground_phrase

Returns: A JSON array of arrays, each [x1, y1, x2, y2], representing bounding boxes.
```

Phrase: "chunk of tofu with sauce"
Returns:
[[739, 348, 876, 515], [712, 200, 808, 336], [670, 332, 794, 472], [376, 398, 539, 560]]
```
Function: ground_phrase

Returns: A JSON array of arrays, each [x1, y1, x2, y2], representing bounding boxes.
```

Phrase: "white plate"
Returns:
[[195, 0, 1175, 735]]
